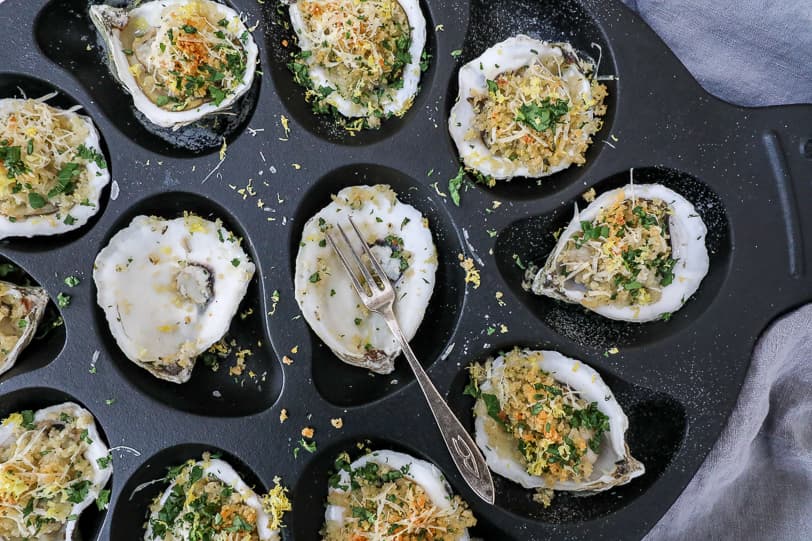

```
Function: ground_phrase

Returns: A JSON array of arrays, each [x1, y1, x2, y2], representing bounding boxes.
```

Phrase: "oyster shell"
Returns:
[[90, 0, 258, 129], [472, 348, 644, 492], [323, 450, 474, 540], [530, 182, 709, 322], [288, 0, 427, 127], [0, 280, 48, 376], [145, 456, 286, 540], [449, 35, 606, 181], [0, 402, 112, 541], [294, 185, 437, 374], [93, 215, 255, 383], [0, 97, 109, 238]]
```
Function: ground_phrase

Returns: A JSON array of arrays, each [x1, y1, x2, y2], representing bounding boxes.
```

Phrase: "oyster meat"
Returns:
[[323, 450, 476, 540], [0, 280, 48, 376], [94, 214, 255, 383], [449, 35, 607, 182], [288, 0, 427, 128], [529, 182, 710, 322], [294, 185, 437, 374], [0, 97, 109, 238], [90, 0, 258, 129], [0, 402, 112, 541], [470, 348, 644, 494], [145, 454, 289, 540]]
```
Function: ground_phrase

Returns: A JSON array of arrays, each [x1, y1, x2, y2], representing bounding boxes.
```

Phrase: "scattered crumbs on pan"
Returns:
[[458, 254, 481, 289], [105, 398, 116, 406], [604, 347, 620, 357], [495, 291, 506, 306], [582, 187, 596, 202], [202, 137, 228, 183], [246, 126, 265, 137], [500, 324, 508, 334], [282, 355, 294, 365], [485, 200, 502, 214], [269, 289, 280, 315], [239, 307, 254, 320], [301, 426, 314, 439], [89, 350, 99, 374], [430, 182, 447, 198], [292, 163, 301, 170], [512, 253, 526, 270], [291, 345, 299, 354], [64, 275, 80, 287], [279, 409, 288, 423], [486, 229, 497, 238], [435, 24, 444, 32], [279, 114, 291, 141], [331, 417, 343, 429]]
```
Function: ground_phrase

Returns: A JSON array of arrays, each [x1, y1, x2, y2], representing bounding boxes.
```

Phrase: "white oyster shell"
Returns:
[[145, 457, 279, 541], [324, 450, 471, 541], [474, 349, 644, 492], [531, 183, 710, 322], [294, 185, 437, 374], [288, 0, 426, 120], [448, 35, 598, 180], [90, 0, 258, 129], [93, 215, 255, 383], [0, 402, 112, 541], [0, 280, 48, 376], [0, 98, 109, 238]]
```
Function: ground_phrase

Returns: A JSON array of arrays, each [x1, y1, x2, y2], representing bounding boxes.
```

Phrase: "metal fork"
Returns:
[[327, 217, 495, 504]]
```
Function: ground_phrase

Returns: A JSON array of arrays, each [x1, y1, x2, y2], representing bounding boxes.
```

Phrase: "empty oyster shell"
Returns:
[[294, 185, 437, 374], [0, 280, 48, 376], [529, 183, 709, 322], [471, 348, 644, 493], [0, 97, 109, 238], [93, 215, 255, 383], [449, 35, 606, 181], [323, 450, 475, 540], [145, 455, 288, 540], [90, 0, 258, 129], [0, 402, 112, 541]]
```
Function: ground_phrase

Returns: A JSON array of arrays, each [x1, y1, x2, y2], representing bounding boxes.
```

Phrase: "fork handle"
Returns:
[[379, 307, 495, 504]]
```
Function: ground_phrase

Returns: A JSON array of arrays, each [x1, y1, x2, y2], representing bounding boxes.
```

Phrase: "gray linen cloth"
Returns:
[[623, 1, 812, 539]]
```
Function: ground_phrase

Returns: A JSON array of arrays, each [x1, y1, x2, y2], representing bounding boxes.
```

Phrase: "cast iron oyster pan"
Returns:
[[0, 0, 810, 539]]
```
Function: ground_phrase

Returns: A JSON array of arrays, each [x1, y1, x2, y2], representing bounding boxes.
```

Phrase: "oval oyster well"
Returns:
[[446, 351, 686, 522], [0, 256, 65, 381], [494, 167, 732, 349], [445, 0, 617, 200], [36, 0, 260, 155], [291, 437, 510, 540], [0, 388, 113, 541], [92, 192, 282, 416], [111, 443, 272, 539], [288, 164, 465, 407], [264, 0, 437, 145], [0, 73, 111, 249]]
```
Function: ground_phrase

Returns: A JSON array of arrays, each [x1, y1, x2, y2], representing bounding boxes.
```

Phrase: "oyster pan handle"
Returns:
[[379, 306, 496, 505]]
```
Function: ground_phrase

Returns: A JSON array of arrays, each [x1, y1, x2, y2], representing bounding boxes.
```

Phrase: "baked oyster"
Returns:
[[0, 402, 112, 540], [323, 450, 476, 540], [294, 185, 437, 374], [0, 97, 109, 238], [90, 0, 258, 129], [528, 182, 709, 322], [468, 348, 644, 498], [94, 214, 255, 383], [145, 454, 290, 540], [449, 35, 607, 182], [0, 280, 48, 376], [287, 0, 427, 128]]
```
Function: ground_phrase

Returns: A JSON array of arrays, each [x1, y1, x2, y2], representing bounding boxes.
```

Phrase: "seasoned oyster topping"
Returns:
[[146, 454, 290, 540], [322, 450, 475, 541], [0, 97, 109, 238], [94, 215, 255, 383], [0, 402, 112, 541], [529, 182, 709, 322], [294, 185, 437, 374], [449, 35, 607, 182], [288, 0, 427, 128], [468, 348, 644, 498], [0, 280, 48, 376], [90, 0, 258, 128]]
